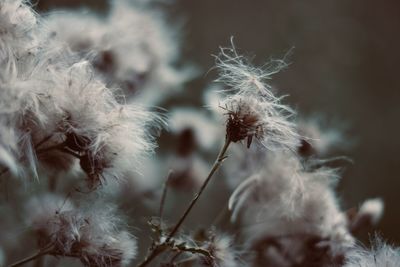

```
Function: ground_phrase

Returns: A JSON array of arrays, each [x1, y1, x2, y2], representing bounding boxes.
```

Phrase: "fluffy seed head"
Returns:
[[229, 152, 354, 261], [26, 195, 137, 267], [215, 44, 299, 150], [221, 95, 299, 150], [215, 42, 288, 99], [201, 234, 241, 267], [0, 0, 38, 53], [44, 0, 193, 105], [344, 238, 400, 267]]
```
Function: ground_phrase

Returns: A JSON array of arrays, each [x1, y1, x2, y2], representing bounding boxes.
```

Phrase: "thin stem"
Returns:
[[159, 170, 173, 219], [169, 251, 183, 264], [166, 138, 231, 241], [136, 138, 231, 267], [8, 248, 51, 267], [137, 246, 166, 267]]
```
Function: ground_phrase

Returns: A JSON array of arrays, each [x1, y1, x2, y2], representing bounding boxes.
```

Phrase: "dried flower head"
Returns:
[[215, 44, 299, 150], [0, 9, 161, 187], [26, 195, 137, 267], [229, 152, 354, 264], [1, 0, 162, 188], [215, 42, 288, 98], [221, 95, 299, 150], [44, 0, 194, 105], [200, 234, 241, 267]]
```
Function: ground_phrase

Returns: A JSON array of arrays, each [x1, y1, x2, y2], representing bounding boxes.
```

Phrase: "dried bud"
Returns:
[[222, 95, 299, 150]]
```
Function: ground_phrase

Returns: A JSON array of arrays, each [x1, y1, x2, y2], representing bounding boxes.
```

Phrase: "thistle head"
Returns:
[[201, 234, 240, 267], [215, 43, 299, 150], [26, 196, 137, 267]]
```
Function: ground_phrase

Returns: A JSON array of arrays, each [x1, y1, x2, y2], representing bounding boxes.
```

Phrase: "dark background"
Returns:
[[36, 0, 400, 243]]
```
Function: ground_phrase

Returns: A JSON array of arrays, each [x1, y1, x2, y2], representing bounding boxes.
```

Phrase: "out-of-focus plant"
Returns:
[[0, 1, 395, 267]]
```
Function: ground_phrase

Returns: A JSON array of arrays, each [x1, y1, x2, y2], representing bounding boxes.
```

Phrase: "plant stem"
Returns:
[[8, 249, 50, 267], [137, 246, 165, 267], [136, 138, 231, 267], [166, 137, 231, 241], [159, 170, 173, 219]]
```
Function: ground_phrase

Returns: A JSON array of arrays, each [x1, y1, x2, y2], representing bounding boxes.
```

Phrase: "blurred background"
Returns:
[[36, 0, 400, 243]]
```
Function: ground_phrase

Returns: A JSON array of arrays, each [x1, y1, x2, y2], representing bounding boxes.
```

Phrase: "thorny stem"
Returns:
[[8, 248, 52, 267], [136, 138, 231, 267]]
